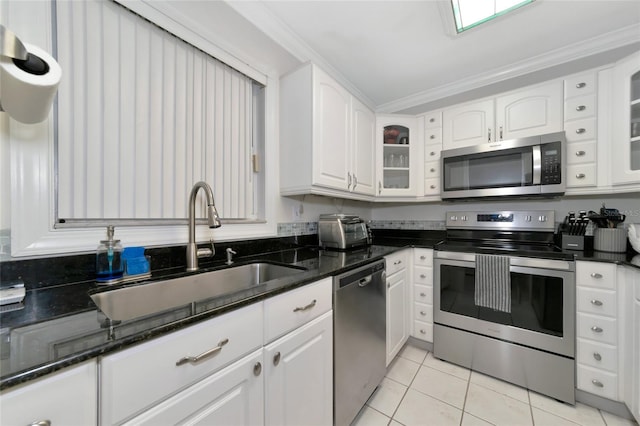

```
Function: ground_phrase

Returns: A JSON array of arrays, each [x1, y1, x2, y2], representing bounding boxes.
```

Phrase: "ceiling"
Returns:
[[228, 0, 640, 113]]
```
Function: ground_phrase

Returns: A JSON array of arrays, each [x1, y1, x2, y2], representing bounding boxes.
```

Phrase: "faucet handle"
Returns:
[[196, 239, 215, 259], [225, 247, 237, 265]]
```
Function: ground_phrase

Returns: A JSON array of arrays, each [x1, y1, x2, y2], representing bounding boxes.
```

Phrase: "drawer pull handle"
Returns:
[[420, 255, 426, 260], [430, 151, 436, 156], [576, 105, 586, 111], [30, 422, 51, 426], [273, 352, 281, 366], [592, 379, 604, 388], [430, 168, 436, 173], [430, 134, 436, 139], [293, 299, 317, 312], [254, 362, 262, 376], [576, 173, 586, 179], [429, 118, 435, 123], [420, 292, 427, 297], [591, 273, 603, 279], [394, 260, 402, 265], [176, 338, 229, 366], [590, 299, 603, 306], [420, 274, 426, 279], [430, 185, 436, 189], [575, 128, 586, 134], [420, 311, 427, 316], [420, 329, 426, 334], [591, 326, 603, 333], [576, 82, 587, 89], [593, 352, 602, 361], [576, 150, 586, 156]]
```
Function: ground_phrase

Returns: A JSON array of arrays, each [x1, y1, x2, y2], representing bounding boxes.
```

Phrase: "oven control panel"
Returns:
[[446, 210, 555, 231]]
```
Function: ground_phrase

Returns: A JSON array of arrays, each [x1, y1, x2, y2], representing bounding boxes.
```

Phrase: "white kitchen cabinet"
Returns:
[[442, 80, 563, 150], [123, 350, 264, 426], [611, 50, 640, 186], [411, 248, 434, 342], [376, 115, 420, 198], [385, 250, 410, 365], [264, 311, 333, 426], [575, 261, 624, 401], [564, 71, 600, 192], [422, 111, 443, 198], [0, 360, 97, 426], [622, 265, 640, 424], [280, 63, 376, 199]]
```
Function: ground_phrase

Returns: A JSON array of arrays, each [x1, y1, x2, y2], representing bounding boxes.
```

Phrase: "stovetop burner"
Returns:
[[436, 210, 574, 260]]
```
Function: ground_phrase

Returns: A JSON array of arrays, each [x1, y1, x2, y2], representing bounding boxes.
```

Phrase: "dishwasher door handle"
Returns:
[[358, 276, 372, 287]]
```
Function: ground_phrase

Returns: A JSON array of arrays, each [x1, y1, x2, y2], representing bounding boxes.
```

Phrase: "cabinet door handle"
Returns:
[[499, 126, 503, 140], [590, 299, 603, 306], [429, 117, 435, 123], [420, 311, 427, 316], [488, 128, 492, 142], [591, 379, 604, 388], [273, 352, 281, 366], [430, 168, 436, 173], [420, 274, 426, 279], [420, 255, 426, 260], [593, 352, 602, 361], [430, 151, 436, 156], [430, 185, 436, 189], [576, 173, 586, 179], [293, 299, 317, 312], [29, 422, 51, 426], [420, 292, 426, 297], [576, 150, 586, 156], [378, 181, 382, 195], [420, 329, 426, 334], [347, 172, 352, 191], [591, 273, 603, 279], [353, 174, 358, 190], [176, 338, 229, 366], [430, 134, 436, 139], [254, 362, 262, 376], [591, 326, 603, 333], [576, 82, 587, 89], [576, 105, 586, 111], [575, 128, 586, 134]]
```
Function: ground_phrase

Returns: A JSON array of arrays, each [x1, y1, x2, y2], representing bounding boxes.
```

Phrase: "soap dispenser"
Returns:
[[96, 225, 124, 283]]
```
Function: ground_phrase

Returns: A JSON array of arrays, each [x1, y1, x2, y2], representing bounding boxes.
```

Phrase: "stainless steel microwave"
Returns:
[[440, 132, 566, 200]]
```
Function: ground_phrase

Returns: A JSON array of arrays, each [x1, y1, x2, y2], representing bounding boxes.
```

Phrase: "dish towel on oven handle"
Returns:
[[474, 254, 511, 313]]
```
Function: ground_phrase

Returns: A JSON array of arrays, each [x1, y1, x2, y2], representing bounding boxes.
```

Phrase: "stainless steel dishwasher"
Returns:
[[333, 260, 386, 426]]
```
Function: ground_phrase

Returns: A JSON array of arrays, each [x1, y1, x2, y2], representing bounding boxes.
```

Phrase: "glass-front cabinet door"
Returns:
[[376, 115, 419, 197], [612, 51, 640, 185]]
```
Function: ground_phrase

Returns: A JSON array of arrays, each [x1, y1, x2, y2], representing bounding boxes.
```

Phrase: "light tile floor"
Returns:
[[353, 343, 638, 426]]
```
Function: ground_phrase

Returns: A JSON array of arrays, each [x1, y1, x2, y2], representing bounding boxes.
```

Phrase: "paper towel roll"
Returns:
[[0, 43, 61, 124]]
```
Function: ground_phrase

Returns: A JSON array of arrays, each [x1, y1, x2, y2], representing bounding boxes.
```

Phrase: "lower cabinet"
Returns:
[[0, 360, 97, 426], [623, 265, 640, 424], [411, 248, 434, 343], [385, 250, 410, 366], [264, 311, 333, 426]]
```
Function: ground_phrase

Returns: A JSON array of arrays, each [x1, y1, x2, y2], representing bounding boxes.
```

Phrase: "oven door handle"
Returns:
[[435, 251, 573, 271], [532, 145, 541, 185]]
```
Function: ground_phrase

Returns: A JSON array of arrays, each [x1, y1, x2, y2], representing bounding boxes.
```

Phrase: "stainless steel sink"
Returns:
[[90, 262, 306, 321]]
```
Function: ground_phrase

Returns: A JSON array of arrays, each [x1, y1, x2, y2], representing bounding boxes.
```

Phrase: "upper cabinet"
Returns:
[[442, 80, 564, 150], [280, 63, 376, 199], [611, 51, 640, 186], [376, 115, 420, 197]]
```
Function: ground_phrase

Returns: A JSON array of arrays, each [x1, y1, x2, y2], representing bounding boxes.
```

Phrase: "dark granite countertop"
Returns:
[[0, 244, 406, 390]]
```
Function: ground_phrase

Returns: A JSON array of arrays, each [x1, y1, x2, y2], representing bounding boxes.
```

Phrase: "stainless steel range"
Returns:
[[434, 210, 576, 404]]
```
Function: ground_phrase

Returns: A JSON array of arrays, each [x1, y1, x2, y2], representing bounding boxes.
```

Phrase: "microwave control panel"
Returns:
[[540, 142, 562, 184]]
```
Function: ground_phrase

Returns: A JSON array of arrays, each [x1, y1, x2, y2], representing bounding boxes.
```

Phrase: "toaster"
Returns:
[[318, 214, 370, 250]]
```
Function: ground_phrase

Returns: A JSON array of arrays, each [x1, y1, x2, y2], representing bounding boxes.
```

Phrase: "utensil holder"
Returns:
[[594, 228, 627, 253]]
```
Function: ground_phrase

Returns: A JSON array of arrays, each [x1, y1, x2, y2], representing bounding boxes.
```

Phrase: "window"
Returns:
[[55, 0, 264, 225], [450, 0, 535, 33]]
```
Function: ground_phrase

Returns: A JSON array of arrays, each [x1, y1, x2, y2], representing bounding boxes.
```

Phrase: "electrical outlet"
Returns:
[[292, 204, 302, 220]]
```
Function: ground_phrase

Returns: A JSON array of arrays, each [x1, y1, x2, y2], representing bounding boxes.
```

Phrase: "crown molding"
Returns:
[[225, 0, 376, 110], [377, 24, 640, 113]]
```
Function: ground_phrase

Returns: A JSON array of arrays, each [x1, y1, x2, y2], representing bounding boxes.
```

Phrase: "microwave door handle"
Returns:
[[532, 145, 541, 185]]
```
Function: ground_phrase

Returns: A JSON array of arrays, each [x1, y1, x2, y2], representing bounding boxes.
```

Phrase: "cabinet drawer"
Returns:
[[264, 277, 332, 343], [412, 319, 433, 342], [425, 145, 442, 162], [100, 303, 263, 425], [413, 249, 433, 267], [386, 251, 408, 276], [577, 338, 618, 373], [424, 178, 440, 195], [566, 140, 597, 165], [567, 164, 596, 187], [425, 128, 442, 145], [565, 94, 596, 121], [577, 287, 616, 317], [424, 111, 442, 128], [577, 312, 617, 345], [577, 364, 618, 400], [424, 161, 440, 179], [576, 261, 617, 290], [413, 284, 433, 305], [565, 117, 596, 143], [413, 266, 433, 285], [414, 301, 433, 322], [565, 73, 597, 98]]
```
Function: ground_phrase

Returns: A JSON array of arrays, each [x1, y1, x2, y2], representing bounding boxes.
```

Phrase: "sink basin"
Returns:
[[90, 262, 307, 321]]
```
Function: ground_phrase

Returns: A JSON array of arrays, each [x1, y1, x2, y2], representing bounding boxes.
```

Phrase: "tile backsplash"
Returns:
[[277, 221, 318, 237], [368, 220, 446, 230]]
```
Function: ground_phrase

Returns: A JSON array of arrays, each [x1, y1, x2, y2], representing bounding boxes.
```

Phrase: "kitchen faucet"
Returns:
[[186, 181, 221, 272]]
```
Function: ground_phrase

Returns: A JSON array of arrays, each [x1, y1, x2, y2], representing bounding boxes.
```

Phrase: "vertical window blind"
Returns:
[[56, 0, 260, 223]]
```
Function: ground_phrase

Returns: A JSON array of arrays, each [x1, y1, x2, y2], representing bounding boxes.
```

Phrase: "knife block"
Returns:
[[561, 234, 592, 251]]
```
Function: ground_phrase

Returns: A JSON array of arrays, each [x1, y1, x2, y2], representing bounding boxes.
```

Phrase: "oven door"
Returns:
[[434, 251, 575, 358]]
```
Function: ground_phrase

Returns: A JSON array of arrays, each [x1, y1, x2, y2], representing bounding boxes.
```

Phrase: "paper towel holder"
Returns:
[[0, 24, 59, 123]]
